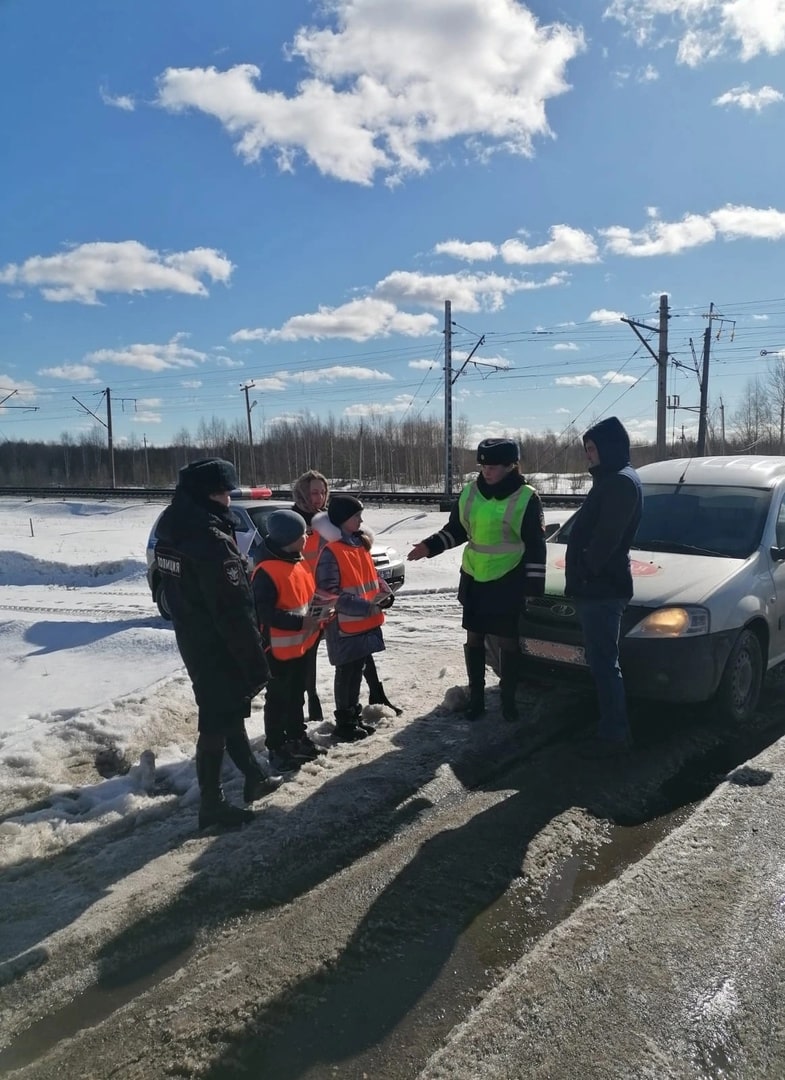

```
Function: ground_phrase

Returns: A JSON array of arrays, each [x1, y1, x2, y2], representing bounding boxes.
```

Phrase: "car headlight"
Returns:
[[627, 606, 710, 638]]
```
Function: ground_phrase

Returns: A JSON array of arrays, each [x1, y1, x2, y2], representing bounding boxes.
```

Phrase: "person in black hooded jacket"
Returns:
[[564, 417, 642, 756], [155, 458, 282, 829]]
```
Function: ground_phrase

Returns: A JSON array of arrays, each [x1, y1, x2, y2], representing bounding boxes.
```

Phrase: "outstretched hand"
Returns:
[[407, 542, 429, 561]]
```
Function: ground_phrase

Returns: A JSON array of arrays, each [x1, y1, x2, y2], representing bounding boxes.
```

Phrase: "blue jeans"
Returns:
[[574, 598, 630, 744]]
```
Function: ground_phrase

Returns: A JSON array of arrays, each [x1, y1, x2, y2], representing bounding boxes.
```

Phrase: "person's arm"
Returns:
[[408, 501, 468, 560], [198, 531, 270, 694], [520, 491, 547, 597], [582, 474, 640, 575], [251, 565, 307, 632]]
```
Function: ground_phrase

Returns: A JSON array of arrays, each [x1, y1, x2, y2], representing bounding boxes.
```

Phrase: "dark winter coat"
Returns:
[[419, 469, 547, 633], [564, 416, 643, 600], [155, 488, 270, 712], [312, 515, 386, 666]]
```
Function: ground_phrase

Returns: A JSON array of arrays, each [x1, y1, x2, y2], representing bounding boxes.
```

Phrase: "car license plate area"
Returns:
[[522, 638, 587, 665]]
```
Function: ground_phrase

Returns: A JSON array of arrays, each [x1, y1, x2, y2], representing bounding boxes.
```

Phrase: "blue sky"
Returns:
[[3, 0, 785, 451]]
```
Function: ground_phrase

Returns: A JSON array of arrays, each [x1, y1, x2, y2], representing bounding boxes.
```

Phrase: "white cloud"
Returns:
[[601, 204, 785, 256], [551, 342, 579, 351], [0, 241, 233, 305], [588, 308, 626, 323], [156, 0, 584, 185], [130, 411, 163, 424], [138, 398, 162, 408], [288, 365, 394, 384], [252, 377, 288, 392], [85, 337, 210, 373], [38, 364, 99, 382], [409, 359, 439, 370], [180, 379, 203, 388], [555, 407, 571, 413], [233, 298, 438, 343], [0, 375, 37, 403], [753, 314, 769, 321], [555, 374, 602, 388], [434, 240, 498, 262], [500, 225, 599, 265], [602, 213, 716, 257], [603, 370, 638, 384], [713, 84, 784, 110], [374, 269, 569, 313], [100, 87, 135, 111], [345, 395, 415, 416], [638, 64, 659, 81], [605, 0, 785, 64]]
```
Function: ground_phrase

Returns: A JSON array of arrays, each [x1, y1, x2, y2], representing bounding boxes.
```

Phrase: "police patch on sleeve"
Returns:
[[224, 558, 243, 586]]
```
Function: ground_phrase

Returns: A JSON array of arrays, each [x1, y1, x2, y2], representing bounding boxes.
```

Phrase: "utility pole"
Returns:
[[443, 300, 453, 496], [696, 302, 715, 456], [106, 387, 115, 488], [719, 398, 726, 453], [143, 434, 151, 487], [622, 293, 669, 459], [241, 381, 256, 484], [72, 388, 115, 488]]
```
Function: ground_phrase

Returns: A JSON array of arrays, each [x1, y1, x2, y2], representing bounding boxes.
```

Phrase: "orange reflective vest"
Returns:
[[325, 541, 384, 635], [251, 559, 319, 660], [302, 529, 323, 577]]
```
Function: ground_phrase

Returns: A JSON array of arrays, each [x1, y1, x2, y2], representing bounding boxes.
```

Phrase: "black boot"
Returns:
[[353, 702, 376, 736], [225, 727, 284, 803], [333, 708, 369, 742], [307, 692, 324, 723], [463, 645, 486, 720], [364, 656, 403, 716], [196, 746, 255, 829], [499, 650, 522, 723]]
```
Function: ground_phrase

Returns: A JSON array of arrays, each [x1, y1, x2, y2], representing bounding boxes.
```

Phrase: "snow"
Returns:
[[0, 496, 492, 867]]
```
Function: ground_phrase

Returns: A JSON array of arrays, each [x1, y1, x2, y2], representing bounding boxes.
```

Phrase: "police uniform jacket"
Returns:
[[155, 488, 270, 712]]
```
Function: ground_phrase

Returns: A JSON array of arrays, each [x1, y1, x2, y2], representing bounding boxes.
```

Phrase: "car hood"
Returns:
[[545, 544, 750, 607]]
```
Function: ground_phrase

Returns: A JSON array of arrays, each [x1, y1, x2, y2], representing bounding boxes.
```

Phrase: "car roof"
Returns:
[[638, 455, 785, 489]]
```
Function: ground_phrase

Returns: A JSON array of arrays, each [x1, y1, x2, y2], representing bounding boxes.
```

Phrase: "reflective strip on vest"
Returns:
[[251, 559, 320, 659], [458, 482, 534, 582], [326, 541, 384, 635]]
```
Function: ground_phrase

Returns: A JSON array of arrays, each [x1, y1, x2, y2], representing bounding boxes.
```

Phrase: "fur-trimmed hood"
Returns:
[[312, 510, 374, 547]]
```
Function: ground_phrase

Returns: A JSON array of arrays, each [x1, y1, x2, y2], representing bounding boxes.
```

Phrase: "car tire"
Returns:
[[155, 580, 172, 621], [715, 627, 763, 724]]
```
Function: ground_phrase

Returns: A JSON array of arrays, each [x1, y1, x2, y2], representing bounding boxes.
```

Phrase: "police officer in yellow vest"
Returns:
[[408, 438, 547, 722]]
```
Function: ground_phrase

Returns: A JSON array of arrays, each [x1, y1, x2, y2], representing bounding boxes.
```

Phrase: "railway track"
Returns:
[[0, 486, 584, 508]]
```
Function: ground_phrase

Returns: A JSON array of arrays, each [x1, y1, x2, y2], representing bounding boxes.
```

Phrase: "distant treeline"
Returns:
[[0, 411, 779, 491]]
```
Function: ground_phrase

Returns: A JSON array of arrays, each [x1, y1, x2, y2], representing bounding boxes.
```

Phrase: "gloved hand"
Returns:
[[376, 592, 395, 610]]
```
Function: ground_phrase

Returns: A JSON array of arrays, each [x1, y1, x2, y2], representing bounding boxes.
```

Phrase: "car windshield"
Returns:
[[554, 483, 771, 559]]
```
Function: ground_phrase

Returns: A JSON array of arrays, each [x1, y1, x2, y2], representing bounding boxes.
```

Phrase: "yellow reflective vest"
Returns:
[[458, 482, 534, 582]]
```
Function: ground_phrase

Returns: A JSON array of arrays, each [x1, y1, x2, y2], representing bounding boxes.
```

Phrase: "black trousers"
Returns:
[[197, 702, 252, 751], [263, 650, 310, 751], [334, 658, 365, 713]]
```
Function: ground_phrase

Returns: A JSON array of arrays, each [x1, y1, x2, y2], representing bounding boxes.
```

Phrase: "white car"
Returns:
[[518, 456, 785, 723], [146, 491, 405, 620]]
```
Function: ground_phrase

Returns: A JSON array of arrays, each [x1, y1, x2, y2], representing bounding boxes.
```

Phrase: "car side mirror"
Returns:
[[770, 546, 785, 563]]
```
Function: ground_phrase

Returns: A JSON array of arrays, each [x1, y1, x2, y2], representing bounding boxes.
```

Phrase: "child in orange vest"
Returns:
[[312, 495, 394, 742], [252, 510, 329, 772]]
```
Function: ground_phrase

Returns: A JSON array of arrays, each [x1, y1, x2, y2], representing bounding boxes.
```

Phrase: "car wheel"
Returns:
[[155, 580, 172, 621], [716, 628, 763, 723]]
